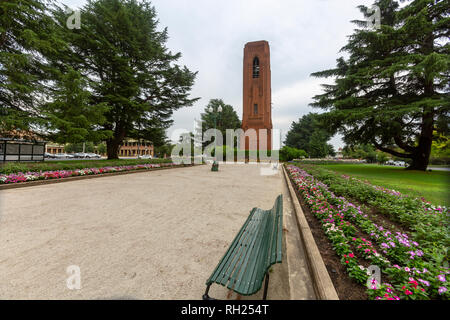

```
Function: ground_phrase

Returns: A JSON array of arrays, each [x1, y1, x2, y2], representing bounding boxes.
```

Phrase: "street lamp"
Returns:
[[208, 105, 222, 171]]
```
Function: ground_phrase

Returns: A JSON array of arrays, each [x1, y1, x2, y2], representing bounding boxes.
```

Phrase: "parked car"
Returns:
[[73, 152, 89, 158], [138, 154, 152, 159], [386, 160, 407, 167], [44, 152, 56, 159], [394, 161, 407, 167], [87, 153, 101, 159], [54, 153, 67, 159]]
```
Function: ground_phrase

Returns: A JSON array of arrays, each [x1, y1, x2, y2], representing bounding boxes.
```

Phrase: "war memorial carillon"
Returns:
[[241, 40, 273, 151]]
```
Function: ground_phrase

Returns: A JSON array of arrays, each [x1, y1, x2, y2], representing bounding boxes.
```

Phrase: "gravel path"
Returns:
[[0, 163, 290, 299]]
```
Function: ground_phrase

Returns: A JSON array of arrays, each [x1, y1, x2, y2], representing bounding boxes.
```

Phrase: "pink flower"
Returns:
[[437, 275, 446, 282], [404, 289, 413, 295], [438, 287, 447, 294]]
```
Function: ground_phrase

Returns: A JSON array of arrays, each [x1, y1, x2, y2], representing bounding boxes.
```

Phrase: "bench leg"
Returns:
[[263, 272, 270, 300], [203, 284, 216, 300]]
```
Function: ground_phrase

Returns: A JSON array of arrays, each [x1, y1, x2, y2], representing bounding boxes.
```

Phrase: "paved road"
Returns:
[[0, 163, 305, 299], [428, 166, 450, 172]]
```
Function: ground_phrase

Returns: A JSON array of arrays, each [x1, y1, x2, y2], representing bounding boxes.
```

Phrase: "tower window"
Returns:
[[254, 104, 258, 115], [252, 57, 260, 78]]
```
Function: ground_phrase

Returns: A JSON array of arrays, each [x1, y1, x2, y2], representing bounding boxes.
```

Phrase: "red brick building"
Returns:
[[118, 139, 154, 157], [241, 40, 273, 151]]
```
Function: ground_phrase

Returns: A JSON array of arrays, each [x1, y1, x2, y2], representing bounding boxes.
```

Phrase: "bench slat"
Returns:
[[236, 208, 273, 294], [209, 208, 260, 285], [271, 195, 283, 264], [230, 208, 270, 293], [275, 196, 283, 263], [249, 199, 282, 294], [222, 209, 265, 287]]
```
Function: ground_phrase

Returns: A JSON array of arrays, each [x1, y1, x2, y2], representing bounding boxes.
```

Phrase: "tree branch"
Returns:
[[394, 135, 417, 153], [372, 140, 413, 159]]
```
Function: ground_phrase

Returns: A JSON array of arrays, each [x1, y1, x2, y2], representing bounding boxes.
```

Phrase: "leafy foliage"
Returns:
[[284, 112, 335, 158], [342, 143, 391, 163], [199, 99, 241, 148], [0, 0, 62, 134], [279, 146, 307, 162]]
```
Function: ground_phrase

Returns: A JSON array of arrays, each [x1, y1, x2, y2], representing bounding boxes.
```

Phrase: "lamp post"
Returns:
[[208, 105, 222, 171]]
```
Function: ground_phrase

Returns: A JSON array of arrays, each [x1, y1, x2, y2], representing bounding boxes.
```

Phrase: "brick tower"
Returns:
[[241, 40, 272, 151]]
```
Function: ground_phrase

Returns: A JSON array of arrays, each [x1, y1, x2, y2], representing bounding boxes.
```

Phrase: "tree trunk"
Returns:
[[106, 124, 126, 159], [407, 152, 429, 171], [407, 108, 434, 171], [406, 30, 435, 171], [406, 137, 432, 171], [106, 139, 120, 159]]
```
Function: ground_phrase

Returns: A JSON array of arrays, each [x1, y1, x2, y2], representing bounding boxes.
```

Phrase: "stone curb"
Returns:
[[0, 164, 196, 191], [282, 165, 339, 300]]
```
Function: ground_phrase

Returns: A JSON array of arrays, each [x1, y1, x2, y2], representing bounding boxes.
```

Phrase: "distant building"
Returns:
[[119, 139, 154, 157], [336, 148, 344, 159], [46, 143, 65, 154]]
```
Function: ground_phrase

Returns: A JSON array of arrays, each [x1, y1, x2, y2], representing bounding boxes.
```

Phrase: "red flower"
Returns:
[[345, 261, 349, 264]]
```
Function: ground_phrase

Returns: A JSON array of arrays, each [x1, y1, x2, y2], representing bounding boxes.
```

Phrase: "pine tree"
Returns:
[[311, 0, 449, 170], [0, 0, 62, 135], [52, 0, 199, 159], [41, 68, 112, 144]]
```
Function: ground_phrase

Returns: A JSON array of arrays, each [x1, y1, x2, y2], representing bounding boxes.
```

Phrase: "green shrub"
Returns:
[[279, 146, 307, 162]]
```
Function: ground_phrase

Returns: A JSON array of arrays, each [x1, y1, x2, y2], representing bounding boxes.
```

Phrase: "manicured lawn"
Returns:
[[319, 164, 450, 206], [0, 158, 172, 175]]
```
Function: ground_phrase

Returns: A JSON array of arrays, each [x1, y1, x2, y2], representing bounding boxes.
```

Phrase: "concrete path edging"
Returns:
[[282, 165, 339, 300], [281, 169, 317, 300]]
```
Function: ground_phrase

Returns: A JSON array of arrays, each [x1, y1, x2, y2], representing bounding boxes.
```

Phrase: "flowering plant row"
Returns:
[[286, 165, 449, 300], [0, 163, 179, 185], [297, 164, 449, 262]]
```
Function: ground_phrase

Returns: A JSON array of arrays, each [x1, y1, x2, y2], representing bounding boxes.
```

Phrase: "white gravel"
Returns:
[[0, 163, 289, 299]]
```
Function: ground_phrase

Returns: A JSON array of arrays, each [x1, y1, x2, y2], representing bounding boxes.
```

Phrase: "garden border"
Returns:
[[282, 165, 339, 300], [0, 164, 197, 190]]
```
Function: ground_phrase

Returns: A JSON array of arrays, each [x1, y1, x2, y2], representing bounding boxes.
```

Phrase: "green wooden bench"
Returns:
[[203, 194, 283, 300]]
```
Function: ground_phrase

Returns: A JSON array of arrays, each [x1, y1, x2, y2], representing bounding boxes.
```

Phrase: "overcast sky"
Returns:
[[62, 0, 376, 149]]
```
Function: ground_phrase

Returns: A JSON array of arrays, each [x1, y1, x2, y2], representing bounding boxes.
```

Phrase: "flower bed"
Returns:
[[296, 164, 449, 255], [286, 164, 449, 300], [0, 163, 180, 185]]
